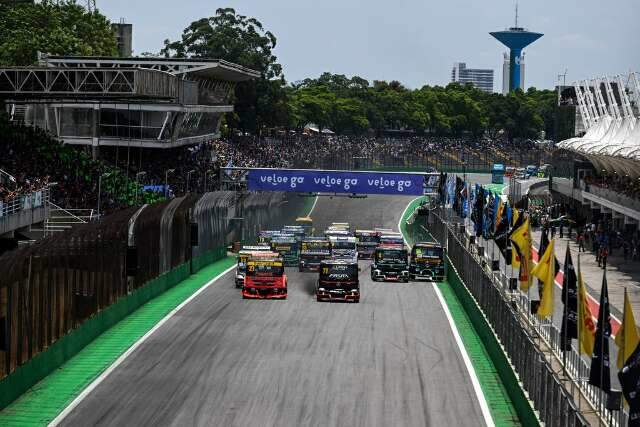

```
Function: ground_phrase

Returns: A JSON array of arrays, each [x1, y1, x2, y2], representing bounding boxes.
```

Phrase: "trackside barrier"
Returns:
[[0, 191, 307, 411], [426, 209, 592, 427]]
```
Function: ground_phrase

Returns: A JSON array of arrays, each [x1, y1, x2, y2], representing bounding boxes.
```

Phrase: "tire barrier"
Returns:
[[0, 191, 307, 409]]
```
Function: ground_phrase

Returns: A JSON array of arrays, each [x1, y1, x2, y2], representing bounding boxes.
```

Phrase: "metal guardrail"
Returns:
[[0, 187, 48, 219], [428, 208, 598, 427]]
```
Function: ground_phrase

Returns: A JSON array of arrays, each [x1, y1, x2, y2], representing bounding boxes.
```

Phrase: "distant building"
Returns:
[[112, 21, 133, 57], [451, 62, 494, 93], [501, 52, 526, 94]]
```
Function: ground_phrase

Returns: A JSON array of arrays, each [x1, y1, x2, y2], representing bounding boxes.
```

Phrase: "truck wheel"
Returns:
[[409, 274, 415, 280]]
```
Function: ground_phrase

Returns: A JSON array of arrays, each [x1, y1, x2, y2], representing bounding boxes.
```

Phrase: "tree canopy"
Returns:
[[0, 0, 117, 66]]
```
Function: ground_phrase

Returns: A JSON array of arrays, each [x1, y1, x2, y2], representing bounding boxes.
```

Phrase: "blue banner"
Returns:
[[247, 169, 425, 196]]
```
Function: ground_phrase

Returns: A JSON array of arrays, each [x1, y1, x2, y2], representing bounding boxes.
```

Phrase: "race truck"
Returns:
[[329, 236, 358, 261], [258, 230, 281, 245], [242, 257, 287, 299], [330, 222, 350, 231], [299, 237, 331, 272], [325, 228, 351, 239], [355, 230, 379, 259], [316, 259, 360, 303], [409, 242, 445, 281], [282, 225, 306, 242], [270, 235, 299, 266], [378, 234, 405, 248], [371, 246, 410, 282], [295, 216, 314, 236], [235, 246, 275, 288]]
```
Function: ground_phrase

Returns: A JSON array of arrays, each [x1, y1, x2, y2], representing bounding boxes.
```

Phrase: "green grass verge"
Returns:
[[400, 198, 521, 426], [0, 256, 236, 426], [437, 281, 521, 426]]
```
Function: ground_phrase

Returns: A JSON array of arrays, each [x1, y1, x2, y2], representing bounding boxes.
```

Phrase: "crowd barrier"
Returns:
[[425, 207, 594, 427], [0, 188, 47, 218], [0, 191, 307, 410]]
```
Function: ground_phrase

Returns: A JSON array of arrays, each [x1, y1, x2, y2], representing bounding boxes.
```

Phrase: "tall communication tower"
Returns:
[[490, 2, 543, 92]]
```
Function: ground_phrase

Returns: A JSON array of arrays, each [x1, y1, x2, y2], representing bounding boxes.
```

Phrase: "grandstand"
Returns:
[[2, 55, 259, 152], [552, 72, 640, 234]]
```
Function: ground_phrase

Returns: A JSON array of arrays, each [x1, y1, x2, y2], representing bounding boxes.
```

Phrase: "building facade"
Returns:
[[451, 62, 494, 93]]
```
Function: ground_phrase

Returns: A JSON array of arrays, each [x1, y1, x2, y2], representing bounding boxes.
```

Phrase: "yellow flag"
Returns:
[[511, 209, 521, 268], [615, 288, 640, 369], [510, 216, 532, 290], [531, 239, 555, 318], [577, 262, 596, 356]]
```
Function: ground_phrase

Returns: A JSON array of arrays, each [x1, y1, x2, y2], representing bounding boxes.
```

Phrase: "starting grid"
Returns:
[[221, 167, 441, 196]]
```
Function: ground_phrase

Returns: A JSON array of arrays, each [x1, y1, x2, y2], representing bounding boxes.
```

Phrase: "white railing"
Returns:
[[0, 187, 49, 219]]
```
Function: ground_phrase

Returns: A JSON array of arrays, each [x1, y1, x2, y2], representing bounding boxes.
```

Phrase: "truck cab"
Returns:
[[316, 259, 360, 302], [330, 222, 350, 232], [329, 236, 358, 261], [242, 257, 287, 299], [282, 225, 306, 242], [409, 242, 445, 281], [355, 230, 379, 259], [235, 246, 274, 288], [258, 230, 281, 245], [270, 235, 299, 266], [299, 237, 331, 272], [325, 228, 351, 239], [371, 246, 409, 282], [378, 234, 404, 248]]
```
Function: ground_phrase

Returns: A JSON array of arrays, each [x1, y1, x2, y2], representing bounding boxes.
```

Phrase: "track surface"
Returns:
[[63, 195, 485, 427]]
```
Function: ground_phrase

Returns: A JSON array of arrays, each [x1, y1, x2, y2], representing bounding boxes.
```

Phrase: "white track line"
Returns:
[[398, 196, 424, 248], [432, 283, 495, 427], [307, 194, 319, 216], [50, 264, 236, 426]]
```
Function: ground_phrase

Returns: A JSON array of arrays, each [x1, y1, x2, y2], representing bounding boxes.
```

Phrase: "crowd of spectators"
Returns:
[[583, 173, 640, 202], [1, 123, 549, 217]]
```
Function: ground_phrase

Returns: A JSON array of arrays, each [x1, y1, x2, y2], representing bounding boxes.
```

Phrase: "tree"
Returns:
[[0, 0, 117, 66], [162, 8, 287, 134]]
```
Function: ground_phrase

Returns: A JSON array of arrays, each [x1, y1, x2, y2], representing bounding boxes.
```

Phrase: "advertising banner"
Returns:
[[247, 169, 426, 196]]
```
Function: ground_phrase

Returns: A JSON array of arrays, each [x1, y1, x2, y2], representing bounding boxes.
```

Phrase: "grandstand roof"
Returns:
[[42, 56, 260, 82]]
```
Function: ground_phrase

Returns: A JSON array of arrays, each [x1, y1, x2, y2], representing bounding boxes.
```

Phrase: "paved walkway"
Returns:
[[530, 228, 640, 331]]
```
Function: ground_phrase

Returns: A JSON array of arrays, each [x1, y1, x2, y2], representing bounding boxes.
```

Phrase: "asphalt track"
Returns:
[[62, 195, 486, 427]]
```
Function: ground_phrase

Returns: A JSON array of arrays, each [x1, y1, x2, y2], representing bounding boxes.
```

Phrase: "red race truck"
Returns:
[[242, 257, 287, 299]]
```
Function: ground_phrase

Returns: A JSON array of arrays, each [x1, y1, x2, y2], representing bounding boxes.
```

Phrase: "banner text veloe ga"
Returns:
[[247, 169, 426, 196]]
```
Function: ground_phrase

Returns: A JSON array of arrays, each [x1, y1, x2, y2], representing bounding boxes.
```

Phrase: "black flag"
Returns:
[[589, 271, 612, 393], [473, 186, 484, 237], [560, 246, 578, 351], [618, 341, 640, 427]]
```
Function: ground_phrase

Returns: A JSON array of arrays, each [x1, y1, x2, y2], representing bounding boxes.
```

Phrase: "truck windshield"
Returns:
[[377, 250, 407, 264], [301, 242, 330, 253], [332, 241, 356, 250], [380, 237, 403, 245], [320, 264, 358, 281], [247, 262, 284, 277], [358, 235, 378, 243], [413, 246, 443, 259]]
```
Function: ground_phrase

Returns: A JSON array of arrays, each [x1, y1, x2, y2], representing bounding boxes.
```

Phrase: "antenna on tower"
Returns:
[[515, 1, 519, 28], [86, 0, 97, 13]]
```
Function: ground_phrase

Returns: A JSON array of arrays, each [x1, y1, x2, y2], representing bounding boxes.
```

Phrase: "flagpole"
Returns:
[[562, 245, 568, 379]]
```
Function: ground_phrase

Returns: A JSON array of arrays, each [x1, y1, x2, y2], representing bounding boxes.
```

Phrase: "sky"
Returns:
[[99, 0, 640, 91]]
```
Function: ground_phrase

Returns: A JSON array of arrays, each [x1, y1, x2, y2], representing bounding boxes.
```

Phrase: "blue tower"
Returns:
[[490, 6, 542, 92]]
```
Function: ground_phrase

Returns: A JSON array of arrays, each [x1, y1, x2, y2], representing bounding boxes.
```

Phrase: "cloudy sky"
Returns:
[[99, 0, 639, 91]]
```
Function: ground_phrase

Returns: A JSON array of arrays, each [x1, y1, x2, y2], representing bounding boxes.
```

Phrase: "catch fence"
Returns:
[[0, 191, 305, 382], [426, 207, 601, 427]]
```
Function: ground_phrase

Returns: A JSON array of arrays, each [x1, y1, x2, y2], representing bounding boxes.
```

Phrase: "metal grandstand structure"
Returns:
[[557, 72, 640, 176], [1, 55, 260, 150]]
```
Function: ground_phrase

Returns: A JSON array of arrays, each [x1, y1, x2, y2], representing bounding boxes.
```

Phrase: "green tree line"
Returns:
[[0, 4, 564, 141]]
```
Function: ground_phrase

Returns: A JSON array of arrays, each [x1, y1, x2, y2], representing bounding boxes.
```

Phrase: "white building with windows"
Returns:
[[451, 62, 494, 93]]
